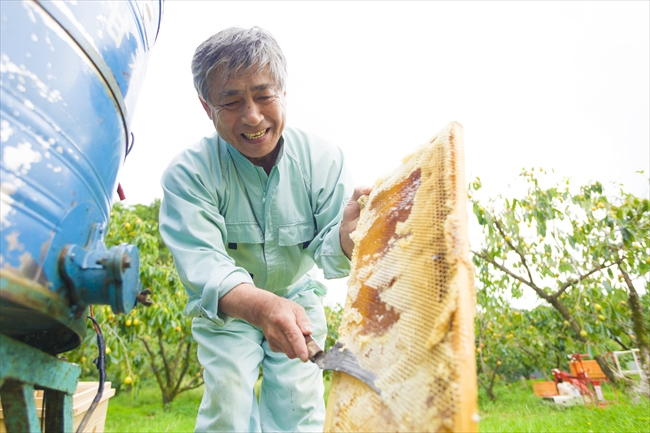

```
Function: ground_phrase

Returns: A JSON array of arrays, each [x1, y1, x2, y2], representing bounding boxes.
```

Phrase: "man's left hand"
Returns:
[[340, 185, 373, 259]]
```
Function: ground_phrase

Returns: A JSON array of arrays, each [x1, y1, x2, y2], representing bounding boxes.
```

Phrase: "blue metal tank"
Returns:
[[0, 0, 163, 354]]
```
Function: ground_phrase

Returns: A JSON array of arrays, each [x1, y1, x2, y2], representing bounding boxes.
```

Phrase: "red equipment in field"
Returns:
[[552, 353, 618, 407]]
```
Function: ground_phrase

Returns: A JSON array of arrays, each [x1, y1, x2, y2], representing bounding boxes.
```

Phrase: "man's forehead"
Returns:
[[211, 66, 278, 97]]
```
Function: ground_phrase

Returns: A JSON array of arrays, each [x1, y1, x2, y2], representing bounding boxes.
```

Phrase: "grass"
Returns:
[[105, 376, 332, 432], [105, 384, 202, 432], [104, 378, 649, 432], [478, 380, 650, 432]]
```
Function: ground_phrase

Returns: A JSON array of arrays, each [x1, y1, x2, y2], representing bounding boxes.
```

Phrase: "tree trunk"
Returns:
[[478, 363, 501, 401], [162, 391, 173, 408], [594, 354, 623, 387], [620, 266, 650, 398], [544, 297, 625, 386], [484, 384, 497, 401], [478, 377, 497, 401]]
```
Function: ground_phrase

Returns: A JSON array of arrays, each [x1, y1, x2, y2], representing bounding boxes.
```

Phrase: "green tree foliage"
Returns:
[[323, 304, 344, 381], [324, 304, 343, 351], [65, 200, 203, 406], [470, 169, 649, 397]]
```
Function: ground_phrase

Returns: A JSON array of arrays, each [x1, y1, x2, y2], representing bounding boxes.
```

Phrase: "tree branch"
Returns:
[[178, 378, 205, 393], [489, 361, 502, 390], [519, 345, 537, 360], [172, 341, 193, 397], [473, 250, 552, 302], [139, 336, 164, 389], [495, 219, 536, 286], [476, 376, 497, 401], [473, 250, 587, 343], [170, 334, 187, 377], [613, 336, 630, 351], [156, 328, 172, 387], [552, 260, 620, 300]]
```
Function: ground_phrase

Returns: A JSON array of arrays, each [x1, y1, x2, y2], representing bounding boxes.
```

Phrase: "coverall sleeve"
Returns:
[[159, 156, 252, 327], [307, 144, 355, 279]]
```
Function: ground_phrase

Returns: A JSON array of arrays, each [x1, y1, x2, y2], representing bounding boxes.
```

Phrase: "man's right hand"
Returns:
[[218, 283, 313, 362]]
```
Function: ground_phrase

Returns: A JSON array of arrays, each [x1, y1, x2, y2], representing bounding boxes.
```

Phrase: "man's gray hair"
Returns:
[[192, 27, 288, 104]]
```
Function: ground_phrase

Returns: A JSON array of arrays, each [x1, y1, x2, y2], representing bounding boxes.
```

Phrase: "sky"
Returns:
[[120, 1, 650, 307]]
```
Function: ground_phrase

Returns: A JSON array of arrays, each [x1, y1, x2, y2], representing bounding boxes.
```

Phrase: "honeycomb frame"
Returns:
[[324, 122, 477, 432]]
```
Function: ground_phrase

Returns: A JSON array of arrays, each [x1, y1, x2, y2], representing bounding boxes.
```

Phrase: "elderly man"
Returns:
[[159, 27, 368, 432]]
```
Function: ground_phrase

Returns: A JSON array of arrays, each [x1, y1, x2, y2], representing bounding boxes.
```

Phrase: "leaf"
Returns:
[[559, 263, 574, 273], [620, 227, 632, 243], [568, 236, 576, 249], [603, 280, 612, 293], [474, 202, 485, 225]]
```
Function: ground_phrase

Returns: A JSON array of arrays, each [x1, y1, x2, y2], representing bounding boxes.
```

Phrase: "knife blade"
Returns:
[[305, 335, 381, 394]]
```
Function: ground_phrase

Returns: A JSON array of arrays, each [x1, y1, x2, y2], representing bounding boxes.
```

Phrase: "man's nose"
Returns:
[[241, 101, 263, 125]]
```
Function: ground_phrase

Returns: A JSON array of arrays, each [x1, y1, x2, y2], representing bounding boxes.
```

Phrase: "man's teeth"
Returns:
[[243, 130, 266, 139]]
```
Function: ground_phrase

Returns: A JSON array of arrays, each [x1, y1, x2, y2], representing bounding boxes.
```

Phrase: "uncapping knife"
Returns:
[[305, 335, 381, 394]]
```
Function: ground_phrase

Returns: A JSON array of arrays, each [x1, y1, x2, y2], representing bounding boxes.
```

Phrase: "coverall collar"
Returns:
[[225, 135, 285, 170]]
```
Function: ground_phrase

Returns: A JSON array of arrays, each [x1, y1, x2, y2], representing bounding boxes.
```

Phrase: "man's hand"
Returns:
[[257, 295, 313, 361], [219, 283, 313, 361], [340, 185, 373, 259]]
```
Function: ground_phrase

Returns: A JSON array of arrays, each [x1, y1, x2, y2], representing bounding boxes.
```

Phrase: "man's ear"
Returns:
[[199, 96, 212, 119]]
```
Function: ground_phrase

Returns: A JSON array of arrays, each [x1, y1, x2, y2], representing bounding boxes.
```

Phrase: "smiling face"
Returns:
[[200, 66, 286, 170]]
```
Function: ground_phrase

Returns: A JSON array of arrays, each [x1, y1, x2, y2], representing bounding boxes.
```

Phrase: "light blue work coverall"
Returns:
[[159, 127, 353, 432]]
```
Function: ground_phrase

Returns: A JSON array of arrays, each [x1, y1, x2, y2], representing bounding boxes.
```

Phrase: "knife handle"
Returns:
[[305, 334, 323, 362]]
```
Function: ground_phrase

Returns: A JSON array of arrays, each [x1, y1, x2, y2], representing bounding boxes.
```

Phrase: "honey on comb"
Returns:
[[355, 168, 421, 270], [352, 168, 421, 336], [351, 277, 399, 336]]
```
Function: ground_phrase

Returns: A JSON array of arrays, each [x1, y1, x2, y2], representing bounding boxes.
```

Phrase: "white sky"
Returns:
[[121, 1, 649, 307]]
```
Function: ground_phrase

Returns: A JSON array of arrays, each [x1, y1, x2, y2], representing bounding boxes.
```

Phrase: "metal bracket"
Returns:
[[59, 224, 140, 315]]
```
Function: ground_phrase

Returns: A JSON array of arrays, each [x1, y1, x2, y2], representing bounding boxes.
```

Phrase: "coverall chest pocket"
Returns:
[[225, 222, 264, 244], [278, 220, 316, 248], [224, 222, 264, 277]]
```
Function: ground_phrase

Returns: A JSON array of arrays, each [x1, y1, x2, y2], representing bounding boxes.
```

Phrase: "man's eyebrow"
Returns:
[[221, 89, 242, 97], [220, 84, 273, 97], [251, 84, 271, 91]]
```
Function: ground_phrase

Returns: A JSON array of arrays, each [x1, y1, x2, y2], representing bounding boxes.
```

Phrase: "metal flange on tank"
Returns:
[[60, 224, 141, 316]]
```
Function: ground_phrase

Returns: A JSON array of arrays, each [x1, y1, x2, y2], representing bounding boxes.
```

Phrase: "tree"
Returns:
[[470, 169, 649, 396], [66, 200, 203, 406], [475, 296, 592, 400], [475, 279, 585, 400]]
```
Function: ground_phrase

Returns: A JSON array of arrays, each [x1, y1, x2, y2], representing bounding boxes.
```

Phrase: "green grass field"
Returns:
[[105, 377, 333, 432], [105, 379, 649, 432], [478, 381, 649, 432], [105, 384, 200, 433]]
